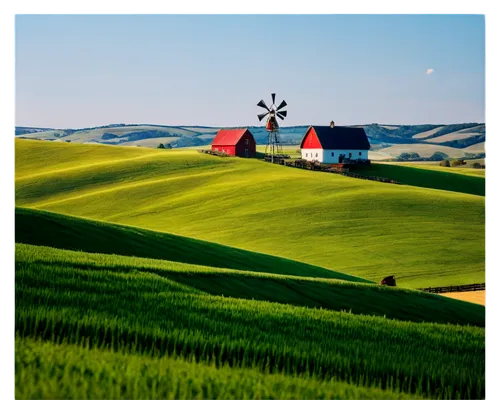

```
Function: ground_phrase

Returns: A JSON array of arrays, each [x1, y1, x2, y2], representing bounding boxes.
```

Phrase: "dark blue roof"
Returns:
[[301, 126, 370, 150]]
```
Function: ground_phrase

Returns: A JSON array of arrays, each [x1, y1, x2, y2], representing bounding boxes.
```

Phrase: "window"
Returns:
[[316, 153, 318, 157], [359, 152, 362, 156], [349, 153, 352, 158], [245, 139, 249, 145], [306, 153, 308, 157], [331, 152, 334, 156], [245, 148, 249, 157]]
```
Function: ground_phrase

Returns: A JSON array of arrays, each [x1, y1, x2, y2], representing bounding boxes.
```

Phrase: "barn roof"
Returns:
[[301, 126, 370, 150], [212, 129, 250, 146]]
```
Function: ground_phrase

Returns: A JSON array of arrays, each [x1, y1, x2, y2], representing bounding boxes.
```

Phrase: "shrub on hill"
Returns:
[[439, 160, 451, 167], [472, 162, 483, 169], [157, 143, 165, 149], [429, 151, 448, 161], [463, 152, 486, 160], [451, 159, 467, 167], [102, 133, 118, 140], [397, 152, 420, 161]]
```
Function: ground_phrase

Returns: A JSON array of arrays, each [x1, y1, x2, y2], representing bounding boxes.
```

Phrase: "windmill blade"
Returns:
[[271, 93, 276, 105], [276, 113, 285, 120], [257, 111, 270, 121], [277, 110, 287, 119], [257, 100, 270, 111], [276, 100, 287, 111]]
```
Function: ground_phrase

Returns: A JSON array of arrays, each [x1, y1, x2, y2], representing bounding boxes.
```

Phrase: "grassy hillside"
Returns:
[[371, 143, 479, 158], [15, 139, 484, 288], [16, 242, 485, 399], [17, 243, 485, 326], [464, 142, 485, 153], [394, 161, 485, 177], [425, 132, 483, 143], [121, 137, 179, 147], [357, 163, 485, 196], [15, 207, 364, 282], [412, 126, 444, 139], [17, 338, 410, 400]]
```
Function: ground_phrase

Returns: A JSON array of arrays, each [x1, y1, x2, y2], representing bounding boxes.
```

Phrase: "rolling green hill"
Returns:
[[15, 139, 485, 400], [16, 243, 485, 326], [15, 139, 484, 288], [356, 163, 485, 196], [16, 242, 485, 399], [15, 207, 364, 282], [392, 161, 485, 177]]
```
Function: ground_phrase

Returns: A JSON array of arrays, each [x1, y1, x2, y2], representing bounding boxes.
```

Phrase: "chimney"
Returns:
[[330, 121, 335, 128]]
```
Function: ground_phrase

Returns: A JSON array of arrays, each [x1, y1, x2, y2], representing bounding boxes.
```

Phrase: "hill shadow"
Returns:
[[15, 207, 369, 283]]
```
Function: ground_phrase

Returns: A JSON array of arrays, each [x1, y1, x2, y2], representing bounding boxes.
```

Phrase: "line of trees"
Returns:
[[439, 159, 485, 169], [396, 151, 448, 161]]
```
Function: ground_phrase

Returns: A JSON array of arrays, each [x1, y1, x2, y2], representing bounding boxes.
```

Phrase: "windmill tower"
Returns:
[[256, 93, 288, 163]]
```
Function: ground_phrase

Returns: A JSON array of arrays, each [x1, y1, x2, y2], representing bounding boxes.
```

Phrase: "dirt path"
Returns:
[[440, 290, 485, 306]]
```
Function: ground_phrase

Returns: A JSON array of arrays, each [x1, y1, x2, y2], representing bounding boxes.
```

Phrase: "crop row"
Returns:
[[16, 256, 485, 398], [17, 338, 411, 400]]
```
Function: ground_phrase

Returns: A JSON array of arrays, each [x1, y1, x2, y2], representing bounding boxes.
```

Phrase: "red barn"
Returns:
[[211, 128, 256, 157]]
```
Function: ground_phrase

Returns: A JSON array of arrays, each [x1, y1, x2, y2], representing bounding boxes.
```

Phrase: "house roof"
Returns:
[[301, 126, 370, 150], [212, 129, 249, 146]]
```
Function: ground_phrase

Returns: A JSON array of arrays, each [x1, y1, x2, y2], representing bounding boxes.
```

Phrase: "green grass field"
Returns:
[[16, 244, 484, 399], [357, 163, 485, 196], [16, 207, 361, 281], [392, 161, 485, 176], [16, 242, 485, 326], [16, 139, 484, 288], [17, 338, 413, 400], [15, 139, 485, 399]]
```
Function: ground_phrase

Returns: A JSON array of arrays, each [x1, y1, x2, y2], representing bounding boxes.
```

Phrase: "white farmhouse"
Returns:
[[300, 124, 370, 164]]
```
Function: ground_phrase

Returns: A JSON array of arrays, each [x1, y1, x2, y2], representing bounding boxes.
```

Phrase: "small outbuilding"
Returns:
[[211, 128, 256, 158], [300, 124, 370, 164]]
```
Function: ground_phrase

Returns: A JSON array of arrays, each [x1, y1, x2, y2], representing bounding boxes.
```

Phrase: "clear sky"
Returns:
[[15, 14, 485, 129]]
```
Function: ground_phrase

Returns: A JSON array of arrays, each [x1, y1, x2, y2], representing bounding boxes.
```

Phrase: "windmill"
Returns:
[[257, 93, 287, 163]]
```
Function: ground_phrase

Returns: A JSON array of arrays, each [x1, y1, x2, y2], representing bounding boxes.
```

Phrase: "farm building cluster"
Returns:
[[210, 123, 370, 164]]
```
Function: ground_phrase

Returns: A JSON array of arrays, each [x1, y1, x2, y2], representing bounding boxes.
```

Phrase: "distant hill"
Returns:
[[16, 122, 485, 159]]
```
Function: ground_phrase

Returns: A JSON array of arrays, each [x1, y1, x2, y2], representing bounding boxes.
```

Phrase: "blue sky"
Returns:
[[15, 15, 485, 128]]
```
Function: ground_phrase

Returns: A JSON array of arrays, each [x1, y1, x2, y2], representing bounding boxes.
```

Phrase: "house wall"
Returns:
[[301, 149, 324, 162], [301, 149, 368, 164], [323, 149, 369, 164], [234, 130, 256, 157]]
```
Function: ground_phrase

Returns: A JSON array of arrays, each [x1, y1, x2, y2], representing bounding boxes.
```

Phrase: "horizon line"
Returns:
[[15, 121, 487, 131]]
